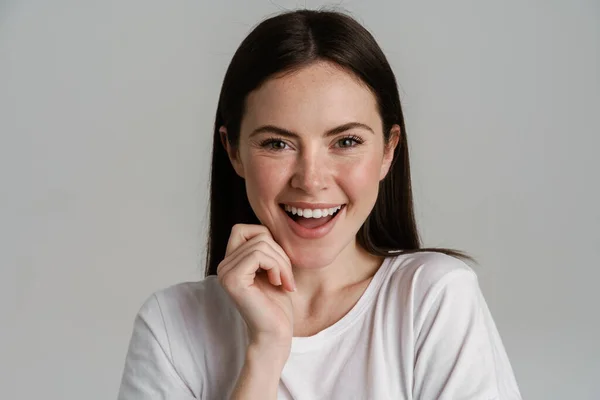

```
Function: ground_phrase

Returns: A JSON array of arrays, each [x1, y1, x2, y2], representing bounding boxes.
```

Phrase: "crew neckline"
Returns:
[[290, 256, 393, 354]]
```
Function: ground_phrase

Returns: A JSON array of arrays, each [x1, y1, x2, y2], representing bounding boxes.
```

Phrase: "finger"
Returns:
[[254, 233, 290, 266], [225, 224, 271, 256], [256, 238, 295, 292], [280, 264, 296, 293], [229, 233, 289, 268], [218, 234, 269, 277], [222, 225, 295, 292], [224, 249, 282, 288], [253, 238, 294, 292], [221, 236, 286, 277], [223, 235, 295, 291]]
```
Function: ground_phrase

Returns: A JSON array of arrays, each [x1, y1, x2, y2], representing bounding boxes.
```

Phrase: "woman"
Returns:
[[118, 9, 522, 400]]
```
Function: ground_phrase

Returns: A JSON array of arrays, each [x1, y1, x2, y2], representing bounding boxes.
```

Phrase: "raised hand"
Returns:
[[217, 224, 296, 350]]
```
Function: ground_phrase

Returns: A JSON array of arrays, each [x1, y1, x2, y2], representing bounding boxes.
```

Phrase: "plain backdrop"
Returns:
[[1, 0, 598, 399]]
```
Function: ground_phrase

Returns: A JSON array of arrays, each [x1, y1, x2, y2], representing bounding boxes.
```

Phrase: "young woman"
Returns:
[[118, 9, 521, 400]]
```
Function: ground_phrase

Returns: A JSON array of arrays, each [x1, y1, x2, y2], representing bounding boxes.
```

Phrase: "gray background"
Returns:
[[1, 0, 598, 399]]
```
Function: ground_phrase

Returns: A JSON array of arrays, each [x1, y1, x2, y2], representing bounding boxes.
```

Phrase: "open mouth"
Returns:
[[279, 204, 346, 230]]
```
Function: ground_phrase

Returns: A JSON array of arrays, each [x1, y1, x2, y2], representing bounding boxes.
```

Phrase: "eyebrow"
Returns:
[[248, 122, 374, 138]]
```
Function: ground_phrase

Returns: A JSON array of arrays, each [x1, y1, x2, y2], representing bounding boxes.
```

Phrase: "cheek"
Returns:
[[337, 153, 383, 199], [244, 157, 290, 203]]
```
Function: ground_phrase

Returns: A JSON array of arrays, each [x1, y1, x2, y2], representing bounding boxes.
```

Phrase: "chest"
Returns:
[[293, 280, 373, 337], [277, 314, 413, 400]]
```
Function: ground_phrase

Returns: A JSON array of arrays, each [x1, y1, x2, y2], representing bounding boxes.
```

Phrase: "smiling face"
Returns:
[[223, 61, 399, 269]]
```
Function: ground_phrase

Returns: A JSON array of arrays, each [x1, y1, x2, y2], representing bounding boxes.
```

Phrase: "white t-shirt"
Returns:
[[118, 251, 522, 399]]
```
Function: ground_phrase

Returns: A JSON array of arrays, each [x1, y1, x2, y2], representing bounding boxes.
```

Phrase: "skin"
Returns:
[[219, 60, 400, 398], [224, 60, 399, 292]]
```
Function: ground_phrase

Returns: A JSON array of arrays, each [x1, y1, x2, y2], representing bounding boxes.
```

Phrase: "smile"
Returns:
[[279, 203, 346, 239], [283, 204, 342, 219]]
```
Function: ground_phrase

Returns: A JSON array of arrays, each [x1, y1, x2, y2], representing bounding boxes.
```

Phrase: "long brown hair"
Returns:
[[205, 9, 474, 276]]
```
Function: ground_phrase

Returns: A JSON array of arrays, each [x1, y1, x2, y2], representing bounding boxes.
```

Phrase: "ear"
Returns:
[[379, 124, 401, 180], [219, 126, 245, 178]]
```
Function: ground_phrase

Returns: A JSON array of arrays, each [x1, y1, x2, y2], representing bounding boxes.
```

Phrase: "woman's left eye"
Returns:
[[335, 136, 362, 148]]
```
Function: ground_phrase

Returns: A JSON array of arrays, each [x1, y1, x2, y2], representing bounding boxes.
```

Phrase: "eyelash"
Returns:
[[259, 135, 364, 150]]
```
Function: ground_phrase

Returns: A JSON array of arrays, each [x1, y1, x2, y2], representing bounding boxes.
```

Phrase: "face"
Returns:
[[223, 61, 399, 269]]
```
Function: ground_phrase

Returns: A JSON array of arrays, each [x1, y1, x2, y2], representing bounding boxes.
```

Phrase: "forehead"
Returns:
[[242, 61, 381, 133]]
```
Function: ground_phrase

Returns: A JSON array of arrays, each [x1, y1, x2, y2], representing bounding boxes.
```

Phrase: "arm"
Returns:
[[412, 269, 522, 400], [230, 343, 288, 400], [118, 295, 196, 400]]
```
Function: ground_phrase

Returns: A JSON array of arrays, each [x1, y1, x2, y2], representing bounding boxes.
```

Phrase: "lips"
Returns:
[[279, 204, 346, 239], [280, 204, 343, 222]]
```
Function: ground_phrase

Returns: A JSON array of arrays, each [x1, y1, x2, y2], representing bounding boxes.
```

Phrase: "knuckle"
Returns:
[[220, 274, 236, 289], [250, 249, 273, 267], [249, 249, 265, 260], [255, 240, 272, 254], [263, 229, 273, 238], [256, 232, 269, 241], [256, 226, 270, 236]]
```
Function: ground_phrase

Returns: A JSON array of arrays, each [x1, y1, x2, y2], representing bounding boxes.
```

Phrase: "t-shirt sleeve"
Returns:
[[117, 294, 197, 399], [412, 268, 522, 400]]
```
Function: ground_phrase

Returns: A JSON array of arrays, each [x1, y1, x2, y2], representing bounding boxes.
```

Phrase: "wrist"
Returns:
[[246, 340, 290, 369], [230, 344, 288, 399]]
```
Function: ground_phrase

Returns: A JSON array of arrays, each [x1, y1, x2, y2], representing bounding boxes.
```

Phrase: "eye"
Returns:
[[259, 138, 289, 150], [335, 135, 363, 148]]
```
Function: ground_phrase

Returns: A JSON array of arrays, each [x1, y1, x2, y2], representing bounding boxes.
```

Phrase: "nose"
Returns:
[[290, 147, 328, 193]]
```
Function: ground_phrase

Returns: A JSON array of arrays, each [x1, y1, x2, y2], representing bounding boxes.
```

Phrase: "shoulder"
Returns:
[[153, 276, 227, 311], [121, 278, 233, 398], [384, 251, 481, 315], [387, 253, 522, 399], [134, 276, 234, 333], [387, 250, 478, 290], [128, 276, 244, 379]]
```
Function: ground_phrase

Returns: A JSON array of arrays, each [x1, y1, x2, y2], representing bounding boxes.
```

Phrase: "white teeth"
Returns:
[[283, 205, 343, 218]]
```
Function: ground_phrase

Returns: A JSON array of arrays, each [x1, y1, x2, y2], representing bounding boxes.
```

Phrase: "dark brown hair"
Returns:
[[205, 9, 474, 276]]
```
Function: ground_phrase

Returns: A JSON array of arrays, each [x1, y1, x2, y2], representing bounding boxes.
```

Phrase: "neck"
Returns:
[[290, 240, 384, 299], [288, 240, 385, 336]]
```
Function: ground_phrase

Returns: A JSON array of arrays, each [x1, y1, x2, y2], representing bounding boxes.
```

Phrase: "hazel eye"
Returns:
[[269, 140, 287, 149], [336, 136, 363, 148], [260, 138, 288, 150]]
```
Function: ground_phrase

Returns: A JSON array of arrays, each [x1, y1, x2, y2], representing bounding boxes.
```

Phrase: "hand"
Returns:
[[217, 224, 296, 353]]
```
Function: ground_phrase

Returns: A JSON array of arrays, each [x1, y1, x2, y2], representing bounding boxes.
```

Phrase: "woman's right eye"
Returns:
[[260, 139, 288, 150]]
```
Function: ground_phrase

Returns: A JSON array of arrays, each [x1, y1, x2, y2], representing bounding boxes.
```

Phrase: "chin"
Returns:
[[282, 241, 346, 269]]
